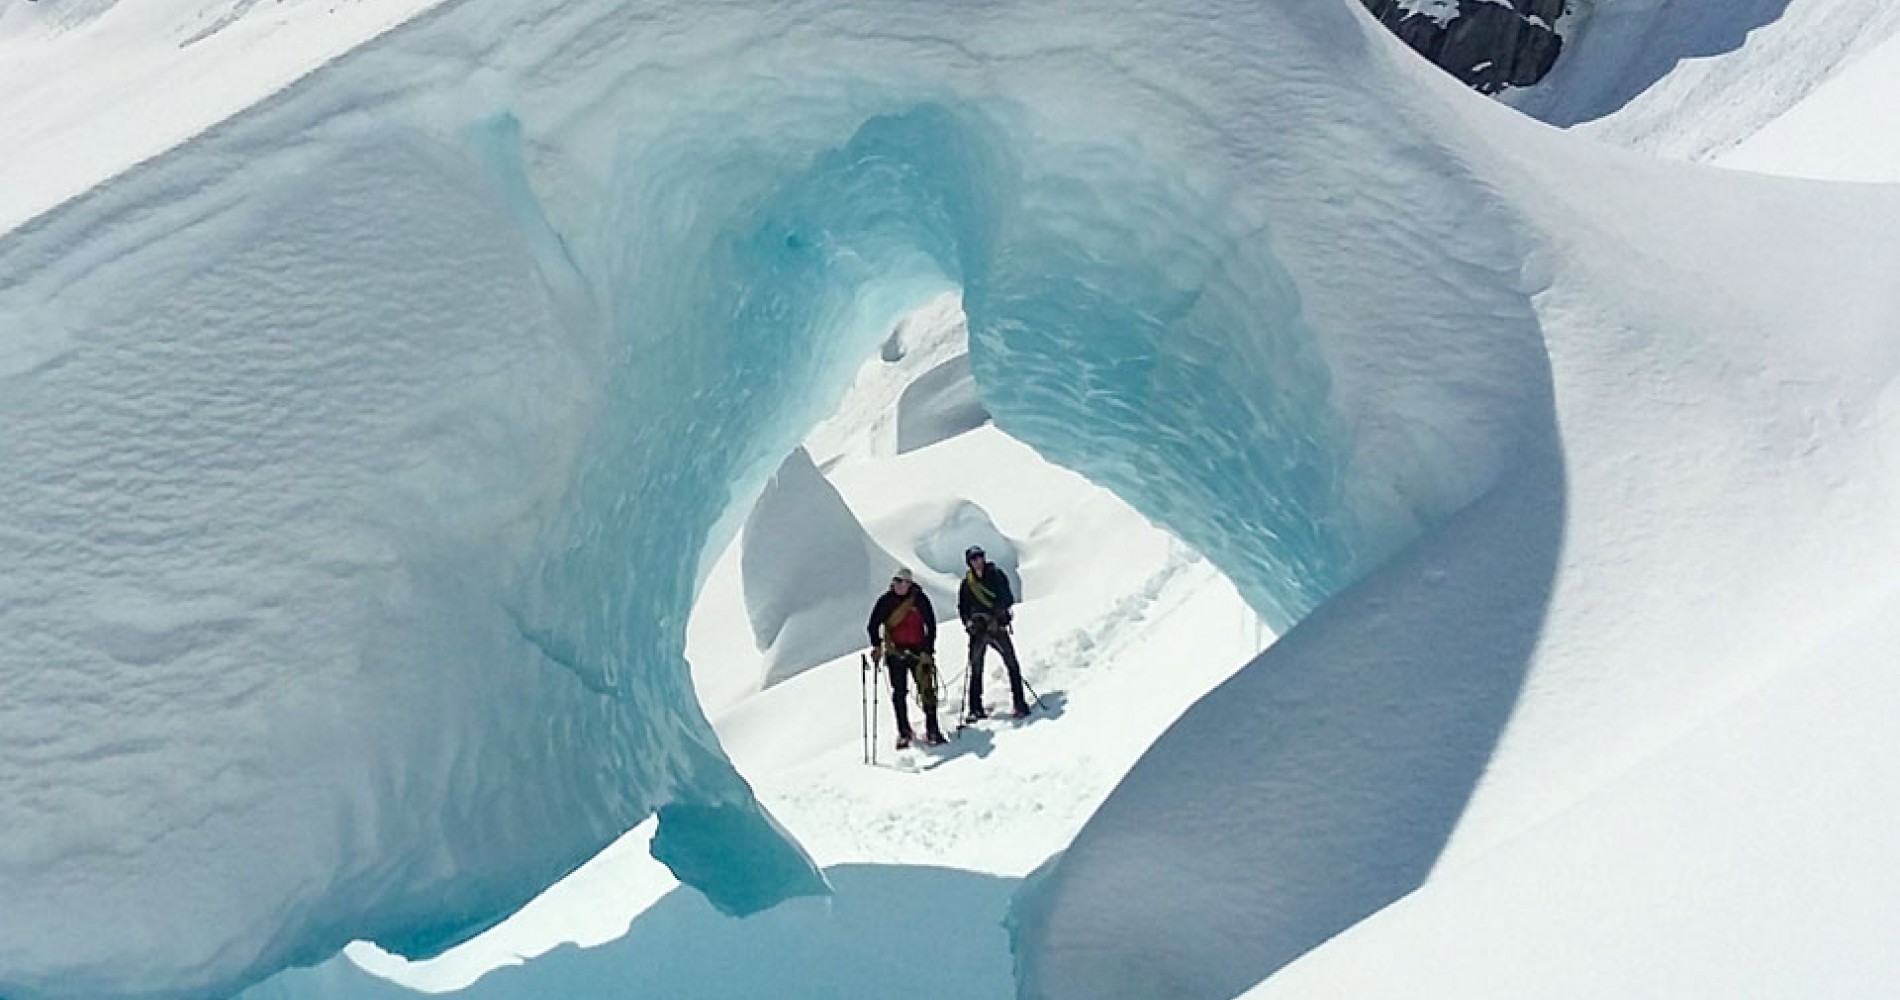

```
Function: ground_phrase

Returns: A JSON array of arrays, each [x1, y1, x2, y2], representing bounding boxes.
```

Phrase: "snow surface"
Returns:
[[1720, 24, 1900, 183], [0, 0, 449, 233], [1511, 0, 1900, 164], [6, 0, 1900, 997], [1243, 597, 1900, 999]]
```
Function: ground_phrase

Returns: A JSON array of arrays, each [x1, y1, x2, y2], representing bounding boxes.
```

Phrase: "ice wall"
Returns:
[[2, 1, 1556, 997]]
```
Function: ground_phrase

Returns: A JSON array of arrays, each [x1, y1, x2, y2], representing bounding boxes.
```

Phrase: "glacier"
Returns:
[[1, 1, 1545, 996], [6, 0, 1898, 998]]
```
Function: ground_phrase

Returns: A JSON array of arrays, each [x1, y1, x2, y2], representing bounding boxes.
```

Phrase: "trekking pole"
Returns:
[[873, 654, 880, 766], [957, 658, 972, 730], [860, 653, 869, 765], [1022, 674, 1048, 712], [997, 618, 1047, 712]]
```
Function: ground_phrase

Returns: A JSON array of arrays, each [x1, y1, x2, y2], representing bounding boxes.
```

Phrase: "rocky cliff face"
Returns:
[[1362, 0, 1569, 94]]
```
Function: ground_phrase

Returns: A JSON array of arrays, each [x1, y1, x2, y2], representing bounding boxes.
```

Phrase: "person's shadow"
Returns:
[[1010, 688, 1068, 724], [885, 726, 995, 770], [888, 688, 1069, 771]]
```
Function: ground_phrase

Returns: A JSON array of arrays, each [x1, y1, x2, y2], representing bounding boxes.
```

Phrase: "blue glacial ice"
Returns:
[[0, 1, 1562, 997]]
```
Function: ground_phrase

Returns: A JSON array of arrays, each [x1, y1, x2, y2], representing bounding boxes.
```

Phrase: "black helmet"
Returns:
[[964, 545, 986, 562]]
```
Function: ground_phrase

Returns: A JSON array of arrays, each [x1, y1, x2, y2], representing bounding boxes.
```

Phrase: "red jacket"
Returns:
[[868, 587, 937, 651]]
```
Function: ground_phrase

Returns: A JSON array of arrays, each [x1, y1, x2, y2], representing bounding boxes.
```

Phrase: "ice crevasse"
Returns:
[[6, 0, 1898, 998]]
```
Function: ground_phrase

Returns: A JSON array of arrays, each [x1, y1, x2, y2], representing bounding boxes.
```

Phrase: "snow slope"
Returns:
[[0, 0, 448, 233], [1510, 0, 1900, 166], [1245, 598, 1900, 999], [1720, 24, 1900, 182]]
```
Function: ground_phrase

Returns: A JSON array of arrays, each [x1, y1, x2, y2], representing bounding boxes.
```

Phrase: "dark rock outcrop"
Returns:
[[1362, 0, 1568, 94]]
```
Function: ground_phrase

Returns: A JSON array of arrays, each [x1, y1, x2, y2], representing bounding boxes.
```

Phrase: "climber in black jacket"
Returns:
[[957, 545, 1030, 721]]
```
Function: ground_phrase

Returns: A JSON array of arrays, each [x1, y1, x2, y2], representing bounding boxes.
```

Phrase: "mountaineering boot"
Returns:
[[923, 728, 947, 746], [1012, 702, 1032, 719], [896, 733, 912, 750], [964, 705, 988, 724]]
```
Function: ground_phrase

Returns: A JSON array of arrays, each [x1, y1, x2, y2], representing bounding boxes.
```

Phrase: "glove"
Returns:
[[869, 646, 882, 666]]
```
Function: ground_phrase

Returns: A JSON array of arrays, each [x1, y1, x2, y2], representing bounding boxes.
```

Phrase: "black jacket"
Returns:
[[868, 587, 937, 651], [957, 562, 1015, 624]]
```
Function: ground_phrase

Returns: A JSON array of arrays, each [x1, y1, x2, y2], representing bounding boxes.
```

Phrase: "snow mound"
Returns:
[[741, 447, 925, 687], [893, 498, 1019, 591], [1012, 445, 1563, 1000], [895, 353, 990, 454]]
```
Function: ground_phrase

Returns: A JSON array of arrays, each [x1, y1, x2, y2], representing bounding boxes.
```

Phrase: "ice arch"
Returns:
[[491, 98, 1359, 637], [0, 3, 1558, 998]]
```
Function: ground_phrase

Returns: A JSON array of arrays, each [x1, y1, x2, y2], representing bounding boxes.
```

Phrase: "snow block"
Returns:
[[895, 353, 990, 454], [742, 447, 925, 688], [908, 499, 1022, 598]]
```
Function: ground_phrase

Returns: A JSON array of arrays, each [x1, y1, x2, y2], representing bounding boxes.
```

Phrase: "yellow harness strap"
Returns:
[[965, 570, 995, 608], [884, 596, 916, 633]]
